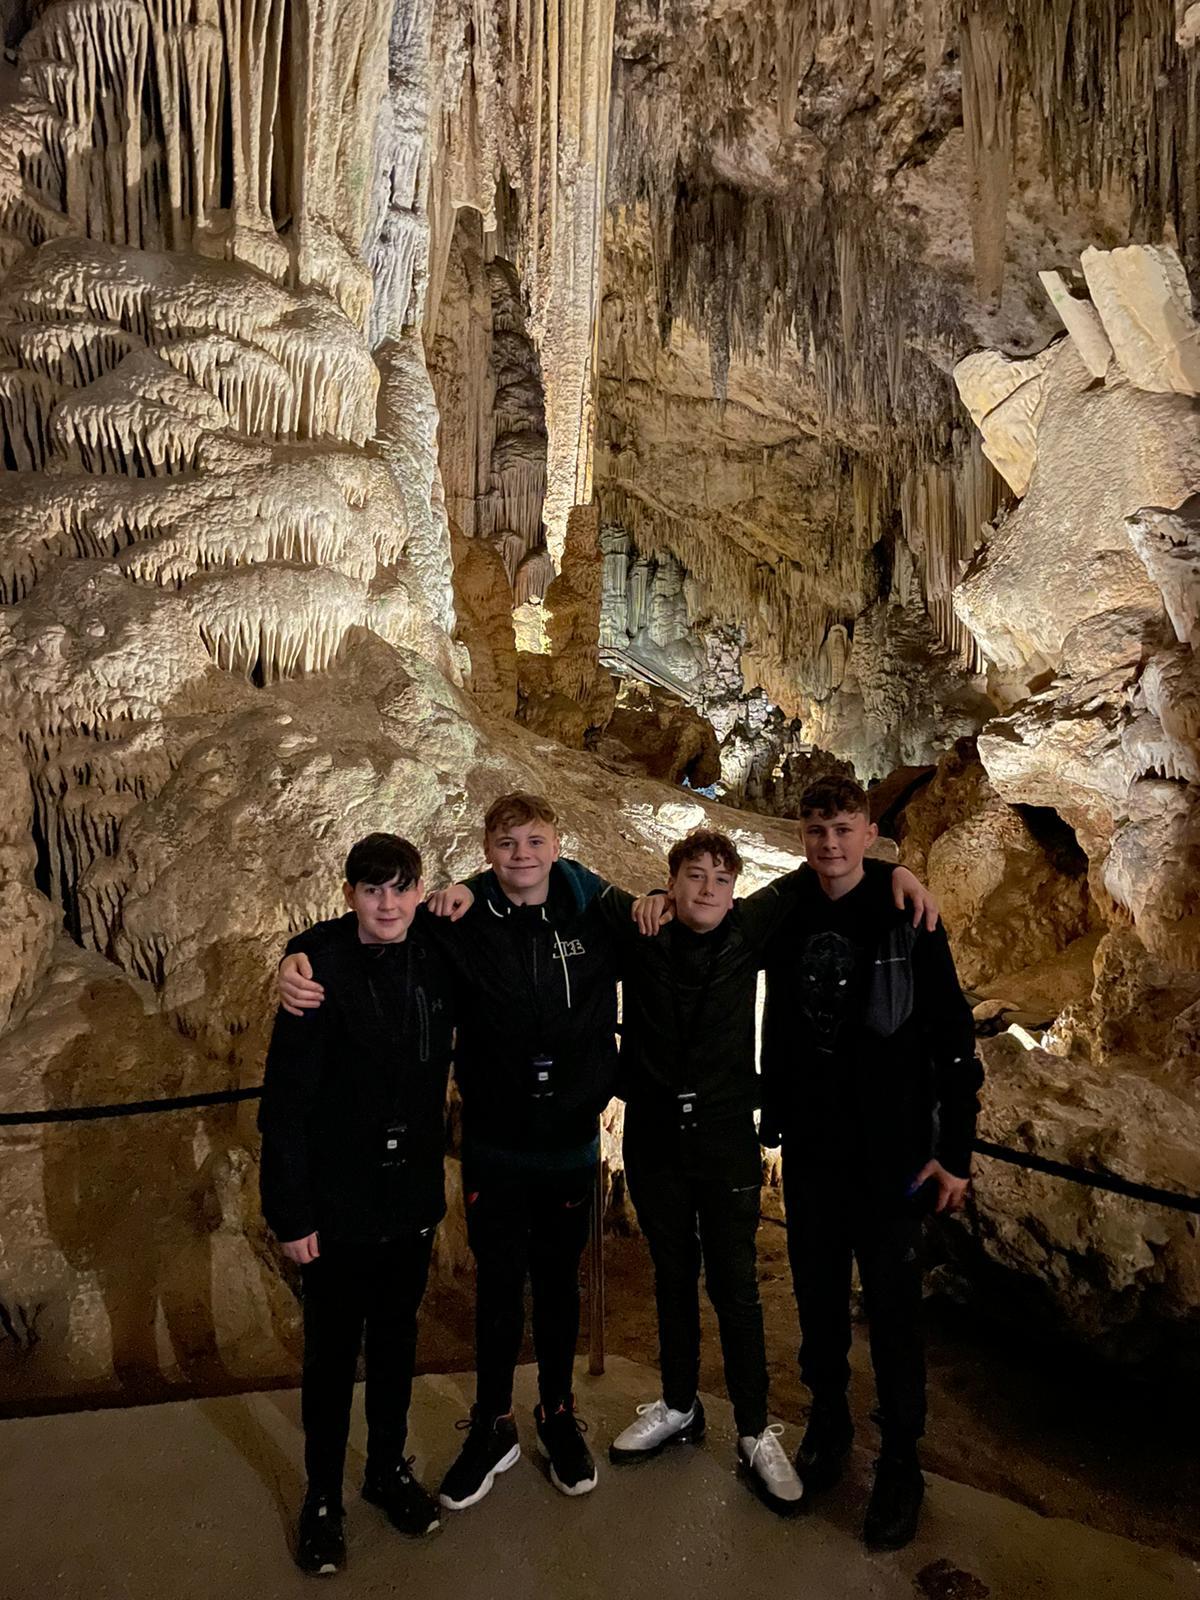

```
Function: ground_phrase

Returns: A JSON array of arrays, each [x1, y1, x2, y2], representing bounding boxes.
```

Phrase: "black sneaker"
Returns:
[[362, 1457, 440, 1537], [295, 1492, 346, 1575], [535, 1398, 598, 1496], [438, 1410, 521, 1511], [863, 1449, 925, 1550], [795, 1398, 854, 1494]]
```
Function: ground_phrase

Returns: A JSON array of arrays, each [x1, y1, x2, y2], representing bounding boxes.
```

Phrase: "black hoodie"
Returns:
[[761, 866, 982, 1195]]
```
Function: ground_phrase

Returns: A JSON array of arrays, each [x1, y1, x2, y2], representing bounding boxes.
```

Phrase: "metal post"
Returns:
[[587, 1156, 606, 1375]]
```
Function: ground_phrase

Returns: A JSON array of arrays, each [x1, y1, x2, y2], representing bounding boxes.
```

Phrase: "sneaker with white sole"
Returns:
[[438, 1411, 521, 1511], [737, 1423, 804, 1515], [535, 1399, 598, 1496], [609, 1398, 707, 1462]]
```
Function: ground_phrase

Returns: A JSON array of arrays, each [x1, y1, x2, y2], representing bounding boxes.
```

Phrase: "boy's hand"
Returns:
[[426, 883, 474, 920], [280, 1232, 320, 1264], [893, 866, 940, 931], [910, 1160, 969, 1214], [632, 891, 674, 936], [279, 952, 324, 1016]]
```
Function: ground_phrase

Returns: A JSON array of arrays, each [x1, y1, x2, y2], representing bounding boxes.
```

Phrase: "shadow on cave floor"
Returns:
[[416, 1229, 1200, 1565]]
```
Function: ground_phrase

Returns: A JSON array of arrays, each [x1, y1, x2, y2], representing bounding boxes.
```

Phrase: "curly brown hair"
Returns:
[[667, 828, 743, 879]]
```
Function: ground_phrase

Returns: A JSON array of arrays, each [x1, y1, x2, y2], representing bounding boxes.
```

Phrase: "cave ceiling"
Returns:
[[593, 0, 1171, 714]]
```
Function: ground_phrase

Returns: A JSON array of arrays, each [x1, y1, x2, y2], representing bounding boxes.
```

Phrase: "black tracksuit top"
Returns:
[[456, 860, 620, 1155], [259, 914, 455, 1244], [761, 866, 983, 1193]]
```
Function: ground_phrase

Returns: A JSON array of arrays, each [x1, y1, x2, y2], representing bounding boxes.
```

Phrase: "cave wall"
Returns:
[[0, 0, 1198, 1400]]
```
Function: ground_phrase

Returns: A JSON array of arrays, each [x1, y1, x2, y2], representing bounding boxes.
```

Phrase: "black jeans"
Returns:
[[464, 1168, 593, 1419], [300, 1230, 435, 1497], [783, 1163, 926, 1445], [625, 1148, 768, 1438]]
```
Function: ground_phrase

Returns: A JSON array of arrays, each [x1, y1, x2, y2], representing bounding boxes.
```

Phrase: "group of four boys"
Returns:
[[259, 780, 983, 1575]]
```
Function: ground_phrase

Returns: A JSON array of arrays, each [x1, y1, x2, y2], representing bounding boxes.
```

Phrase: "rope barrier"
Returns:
[[2, 1088, 1198, 1215], [0, 1086, 263, 1125], [973, 1139, 1200, 1216]]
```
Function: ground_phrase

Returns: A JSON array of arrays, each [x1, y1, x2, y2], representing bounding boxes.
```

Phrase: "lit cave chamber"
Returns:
[[0, 0, 1197, 1589]]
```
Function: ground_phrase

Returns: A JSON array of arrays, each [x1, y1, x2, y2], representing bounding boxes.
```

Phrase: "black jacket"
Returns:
[[455, 861, 619, 1157], [259, 915, 455, 1243], [761, 867, 982, 1193], [593, 867, 813, 1125]]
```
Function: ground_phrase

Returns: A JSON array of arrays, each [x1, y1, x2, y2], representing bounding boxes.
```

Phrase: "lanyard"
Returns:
[[364, 942, 413, 1119], [509, 903, 552, 1049], [668, 929, 722, 1088]]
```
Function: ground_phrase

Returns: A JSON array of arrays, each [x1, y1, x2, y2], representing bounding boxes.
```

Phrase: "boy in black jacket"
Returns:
[[760, 778, 984, 1552], [593, 831, 929, 1512], [279, 794, 620, 1512], [259, 834, 456, 1575]]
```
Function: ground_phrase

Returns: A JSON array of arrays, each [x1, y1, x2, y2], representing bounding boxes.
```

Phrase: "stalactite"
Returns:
[[0, 0, 393, 323], [960, 2, 1013, 307], [187, 565, 368, 682], [951, 2, 1195, 296], [660, 182, 960, 453], [898, 431, 1007, 669]]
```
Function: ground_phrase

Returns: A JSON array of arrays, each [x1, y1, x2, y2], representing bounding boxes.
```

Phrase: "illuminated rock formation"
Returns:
[[2, 0, 1199, 1400]]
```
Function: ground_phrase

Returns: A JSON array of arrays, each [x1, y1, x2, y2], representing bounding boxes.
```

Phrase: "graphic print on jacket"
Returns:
[[795, 930, 860, 1049]]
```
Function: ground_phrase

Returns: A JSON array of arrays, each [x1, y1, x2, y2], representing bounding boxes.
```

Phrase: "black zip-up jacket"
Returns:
[[260, 914, 455, 1243], [593, 865, 822, 1121], [456, 861, 619, 1157], [761, 867, 983, 1193]]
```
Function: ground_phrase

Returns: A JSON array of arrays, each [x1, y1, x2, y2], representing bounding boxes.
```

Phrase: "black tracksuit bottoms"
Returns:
[[626, 1146, 769, 1439], [464, 1166, 594, 1419], [300, 1230, 435, 1497], [783, 1162, 926, 1445]]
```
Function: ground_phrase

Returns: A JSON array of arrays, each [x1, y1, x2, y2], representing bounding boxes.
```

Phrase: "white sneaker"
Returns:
[[738, 1424, 804, 1514], [609, 1398, 706, 1462]]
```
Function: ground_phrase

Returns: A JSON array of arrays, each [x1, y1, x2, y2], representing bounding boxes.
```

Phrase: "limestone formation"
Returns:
[[957, 1029, 1200, 1363], [2, 0, 1200, 1405]]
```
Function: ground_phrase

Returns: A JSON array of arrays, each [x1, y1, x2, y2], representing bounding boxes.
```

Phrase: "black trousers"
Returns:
[[783, 1162, 926, 1445], [300, 1230, 435, 1497], [464, 1168, 593, 1419], [626, 1150, 768, 1438]]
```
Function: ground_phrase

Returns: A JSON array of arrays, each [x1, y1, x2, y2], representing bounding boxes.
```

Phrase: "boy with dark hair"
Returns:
[[596, 826, 809, 1512], [259, 833, 456, 1575], [760, 777, 983, 1551], [279, 793, 619, 1511]]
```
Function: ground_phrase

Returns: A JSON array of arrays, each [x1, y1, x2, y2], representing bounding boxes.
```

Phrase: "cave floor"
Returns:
[[3, 1355, 1197, 1600]]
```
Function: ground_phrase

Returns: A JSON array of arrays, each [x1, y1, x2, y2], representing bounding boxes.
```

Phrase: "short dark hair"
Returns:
[[484, 791, 558, 836], [343, 832, 422, 889], [667, 828, 743, 879], [799, 777, 870, 819]]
